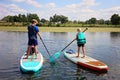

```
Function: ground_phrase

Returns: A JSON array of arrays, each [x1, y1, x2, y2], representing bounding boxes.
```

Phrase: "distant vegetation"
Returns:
[[0, 13, 120, 27]]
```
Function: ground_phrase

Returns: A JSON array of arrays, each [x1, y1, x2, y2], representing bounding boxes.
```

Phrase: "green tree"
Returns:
[[50, 14, 60, 23], [2, 16, 9, 22], [97, 19, 104, 24], [40, 18, 48, 23], [104, 20, 111, 25], [89, 18, 97, 24], [13, 15, 19, 22], [22, 14, 27, 22], [9, 16, 14, 22], [1, 15, 13, 22], [27, 13, 40, 23], [18, 14, 22, 22], [50, 14, 68, 24], [73, 20, 78, 24], [60, 15, 68, 24], [111, 14, 120, 25], [18, 14, 27, 22]]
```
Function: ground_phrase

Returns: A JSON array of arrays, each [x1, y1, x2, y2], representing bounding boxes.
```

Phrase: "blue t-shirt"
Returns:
[[28, 25, 39, 40]]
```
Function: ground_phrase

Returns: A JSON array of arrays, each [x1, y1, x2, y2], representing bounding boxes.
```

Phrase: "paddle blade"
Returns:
[[49, 51, 62, 62]]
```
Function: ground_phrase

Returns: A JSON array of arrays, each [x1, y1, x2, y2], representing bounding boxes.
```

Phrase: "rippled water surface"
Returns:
[[0, 31, 120, 80]]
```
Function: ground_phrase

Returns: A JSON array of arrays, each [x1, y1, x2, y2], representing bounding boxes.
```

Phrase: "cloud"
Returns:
[[1, 0, 120, 21], [98, 6, 120, 20], [26, 0, 42, 7], [39, 0, 99, 21], [12, 0, 42, 7], [65, 0, 99, 9], [100, 6, 120, 13], [45, 3, 56, 8], [8, 4, 27, 13], [39, 0, 120, 21], [35, 5, 120, 21], [81, 0, 99, 7], [0, 3, 27, 19], [12, 0, 24, 2]]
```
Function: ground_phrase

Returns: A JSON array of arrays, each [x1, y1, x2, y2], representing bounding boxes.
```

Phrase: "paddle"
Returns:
[[40, 38, 51, 56], [50, 28, 88, 62], [40, 37, 61, 62]]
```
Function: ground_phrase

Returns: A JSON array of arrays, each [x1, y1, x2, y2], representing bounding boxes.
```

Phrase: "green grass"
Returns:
[[0, 26, 120, 32], [0, 26, 27, 32]]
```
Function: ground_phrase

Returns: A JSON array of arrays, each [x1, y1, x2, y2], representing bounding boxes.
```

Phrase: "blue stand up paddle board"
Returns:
[[20, 52, 43, 73]]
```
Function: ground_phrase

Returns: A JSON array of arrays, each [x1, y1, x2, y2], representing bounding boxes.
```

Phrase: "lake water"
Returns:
[[0, 31, 120, 80]]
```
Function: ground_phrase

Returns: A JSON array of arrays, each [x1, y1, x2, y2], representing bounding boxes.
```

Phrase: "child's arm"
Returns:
[[74, 34, 78, 40], [37, 32, 42, 40]]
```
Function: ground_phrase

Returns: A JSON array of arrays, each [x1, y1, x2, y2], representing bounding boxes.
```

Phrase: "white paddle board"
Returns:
[[64, 51, 108, 72]]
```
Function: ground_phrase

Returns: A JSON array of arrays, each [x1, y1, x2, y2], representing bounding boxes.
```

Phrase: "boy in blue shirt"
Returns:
[[74, 28, 86, 58], [24, 19, 42, 59]]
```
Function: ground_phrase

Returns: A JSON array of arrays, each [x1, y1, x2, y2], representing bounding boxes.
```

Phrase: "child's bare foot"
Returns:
[[76, 56, 80, 57], [36, 52, 38, 54], [25, 54, 27, 56], [23, 57, 28, 59], [81, 55, 85, 58], [34, 54, 37, 59]]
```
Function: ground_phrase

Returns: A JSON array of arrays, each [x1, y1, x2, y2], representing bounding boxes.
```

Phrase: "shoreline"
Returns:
[[0, 26, 120, 32]]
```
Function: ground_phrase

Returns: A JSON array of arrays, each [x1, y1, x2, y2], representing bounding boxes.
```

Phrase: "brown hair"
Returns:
[[31, 19, 38, 24]]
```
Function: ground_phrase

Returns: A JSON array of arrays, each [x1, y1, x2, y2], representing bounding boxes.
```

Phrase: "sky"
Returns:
[[0, 0, 120, 21]]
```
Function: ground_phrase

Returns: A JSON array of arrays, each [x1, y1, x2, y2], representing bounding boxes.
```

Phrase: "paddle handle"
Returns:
[[40, 38, 51, 56], [83, 28, 88, 32], [61, 28, 88, 52]]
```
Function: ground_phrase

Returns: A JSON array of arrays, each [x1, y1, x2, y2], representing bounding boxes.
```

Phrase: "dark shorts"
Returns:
[[28, 39, 38, 46], [77, 44, 85, 47]]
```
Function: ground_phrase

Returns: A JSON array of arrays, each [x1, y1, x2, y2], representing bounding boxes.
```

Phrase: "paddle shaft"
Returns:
[[61, 28, 88, 52], [40, 38, 51, 56], [61, 39, 75, 52]]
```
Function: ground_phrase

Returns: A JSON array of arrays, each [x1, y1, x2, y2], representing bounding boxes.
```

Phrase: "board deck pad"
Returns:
[[22, 53, 40, 62]]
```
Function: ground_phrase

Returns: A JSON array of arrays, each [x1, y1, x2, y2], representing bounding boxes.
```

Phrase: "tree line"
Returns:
[[86, 14, 120, 25], [1, 13, 120, 27]]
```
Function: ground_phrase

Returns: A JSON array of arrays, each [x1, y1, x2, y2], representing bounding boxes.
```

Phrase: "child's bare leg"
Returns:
[[25, 49, 28, 55], [82, 47, 85, 58], [24, 46, 31, 59], [77, 47, 80, 57], [34, 46, 38, 59]]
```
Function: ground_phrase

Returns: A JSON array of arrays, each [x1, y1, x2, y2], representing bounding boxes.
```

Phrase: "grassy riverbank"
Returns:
[[0, 26, 120, 32]]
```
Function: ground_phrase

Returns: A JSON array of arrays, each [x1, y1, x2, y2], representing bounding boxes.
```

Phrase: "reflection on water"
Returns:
[[110, 32, 120, 37], [0, 31, 120, 80]]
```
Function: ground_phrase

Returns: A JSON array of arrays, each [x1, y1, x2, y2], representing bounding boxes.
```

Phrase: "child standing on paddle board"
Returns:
[[24, 19, 42, 59], [74, 28, 86, 58]]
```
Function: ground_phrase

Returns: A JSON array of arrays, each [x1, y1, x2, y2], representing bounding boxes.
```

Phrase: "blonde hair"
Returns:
[[77, 28, 82, 32]]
